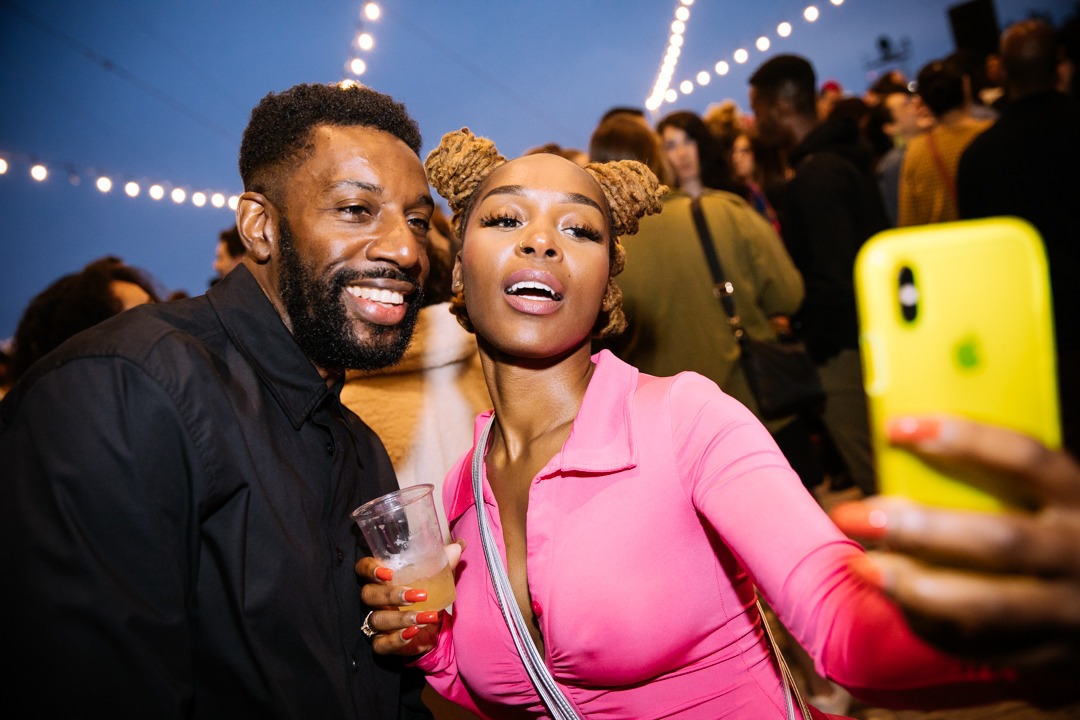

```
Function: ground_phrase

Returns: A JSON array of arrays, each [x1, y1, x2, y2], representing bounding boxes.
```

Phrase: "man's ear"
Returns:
[[451, 251, 464, 293], [236, 192, 277, 264]]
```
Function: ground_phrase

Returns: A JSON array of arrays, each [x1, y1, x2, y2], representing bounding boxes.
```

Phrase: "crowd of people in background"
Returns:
[[2, 9, 1079, 720]]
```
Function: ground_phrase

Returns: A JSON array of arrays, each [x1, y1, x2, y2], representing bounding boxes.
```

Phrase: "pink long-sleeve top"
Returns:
[[416, 351, 1004, 719]]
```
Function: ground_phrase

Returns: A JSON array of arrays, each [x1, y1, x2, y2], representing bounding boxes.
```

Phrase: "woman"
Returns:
[[10, 255, 161, 381], [729, 128, 783, 236], [656, 110, 740, 199], [356, 129, 1040, 719]]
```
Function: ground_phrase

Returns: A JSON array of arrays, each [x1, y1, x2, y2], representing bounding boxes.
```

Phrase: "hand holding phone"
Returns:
[[854, 217, 1060, 510]]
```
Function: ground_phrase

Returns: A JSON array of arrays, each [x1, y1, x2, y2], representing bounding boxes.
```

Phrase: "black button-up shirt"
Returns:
[[1, 266, 429, 719]]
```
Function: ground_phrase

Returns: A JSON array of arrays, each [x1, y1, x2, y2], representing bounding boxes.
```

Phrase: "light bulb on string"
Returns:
[[211, 193, 226, 208], [0, 158, 8, 174], [31, 164, 47, 182], [96, 176, 112, 193], [171, 188, 186, 204], [149, 184, 165, 201], [125, 181, 140, 197], [363, 2, 381, 21]]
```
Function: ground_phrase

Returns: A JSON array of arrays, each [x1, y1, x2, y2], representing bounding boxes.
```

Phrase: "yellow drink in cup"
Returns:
[[394, 562, 456, 612], [352, 484, 456, 612]]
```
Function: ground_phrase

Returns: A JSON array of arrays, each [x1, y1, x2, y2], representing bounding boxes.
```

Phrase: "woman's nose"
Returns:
[[516, 226, 561, 259]]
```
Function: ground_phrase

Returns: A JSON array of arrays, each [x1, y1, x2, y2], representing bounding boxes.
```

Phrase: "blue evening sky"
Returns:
[[0, 0, 1072, 339]]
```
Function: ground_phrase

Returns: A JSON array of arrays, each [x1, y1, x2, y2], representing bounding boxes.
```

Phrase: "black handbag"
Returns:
[[689, 198, 824, 420]]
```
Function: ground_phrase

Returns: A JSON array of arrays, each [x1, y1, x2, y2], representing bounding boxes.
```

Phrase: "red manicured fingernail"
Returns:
[[404, 589, 428, 603], [830, 502, 888, 540], [848, 555, 884, 588], [888, 417, 941, 443], [375, 567, 393, 582], [416, 611, 439, 624], [401, 625, 421, 640]]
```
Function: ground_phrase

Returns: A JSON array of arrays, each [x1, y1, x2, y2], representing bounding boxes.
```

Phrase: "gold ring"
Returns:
[[361, 610, 377, 639]]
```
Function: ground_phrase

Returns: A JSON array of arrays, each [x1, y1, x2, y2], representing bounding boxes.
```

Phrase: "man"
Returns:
[[869, 88, 930, 225], [211, 224, 245, 282], [958, 18, 1080, 456], [0, 82, 435, 719], [749, 54, 890, 497]]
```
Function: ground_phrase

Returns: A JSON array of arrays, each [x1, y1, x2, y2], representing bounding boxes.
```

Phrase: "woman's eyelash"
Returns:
[[478, 213, 519, 228], [569, 224, 603, 242]]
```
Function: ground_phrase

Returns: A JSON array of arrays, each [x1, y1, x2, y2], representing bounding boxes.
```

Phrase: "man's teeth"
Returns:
[[506, 280, 561, 301], [347, 286, 405, 305]]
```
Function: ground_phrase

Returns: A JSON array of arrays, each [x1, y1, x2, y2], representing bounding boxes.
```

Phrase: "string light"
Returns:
[[0, 151, 238, 211], [345, 2, 381, 80], [646, 0, 848, 110]]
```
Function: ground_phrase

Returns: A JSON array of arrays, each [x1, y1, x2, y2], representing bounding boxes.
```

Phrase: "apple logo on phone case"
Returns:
[[955, 334, 980, 370]]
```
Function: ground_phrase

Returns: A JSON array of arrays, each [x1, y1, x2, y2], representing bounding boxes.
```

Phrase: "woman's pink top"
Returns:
[[416, 351, 1002, 719]]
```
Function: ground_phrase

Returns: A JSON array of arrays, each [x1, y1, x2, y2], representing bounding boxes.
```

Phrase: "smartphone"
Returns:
[[854, 217, 1060, 511]]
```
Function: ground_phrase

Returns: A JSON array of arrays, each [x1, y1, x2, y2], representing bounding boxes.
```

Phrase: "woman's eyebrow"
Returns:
[[481, 184, 603, 212]]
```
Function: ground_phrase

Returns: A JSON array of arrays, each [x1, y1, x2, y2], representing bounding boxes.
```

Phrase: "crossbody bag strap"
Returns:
[[691, 199, 807, 719], [688, 198, 744, 339], [471, 414, 583, 720]]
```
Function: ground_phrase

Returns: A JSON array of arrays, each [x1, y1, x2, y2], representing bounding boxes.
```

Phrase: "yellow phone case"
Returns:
[[855, 217, 1060, 511]]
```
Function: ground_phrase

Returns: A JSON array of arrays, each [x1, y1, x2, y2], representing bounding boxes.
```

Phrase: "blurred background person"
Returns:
[[958, 18, 1080, 457], [0, 338, 13, 400], [10, 255, 161, 383], [749, 54, 888, 500], [817, 78, 845, 119], [898, 55, 992, 227], [728, 126, 783, 235], [656, 109, 742, 199], [865, 87, 931, 226], [211, 224, 245, 284]]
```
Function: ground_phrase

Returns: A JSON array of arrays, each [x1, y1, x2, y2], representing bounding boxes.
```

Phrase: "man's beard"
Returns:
[[276, 217, 423, 372]]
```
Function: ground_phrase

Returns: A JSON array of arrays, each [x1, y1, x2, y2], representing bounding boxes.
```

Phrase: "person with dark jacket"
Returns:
[[958, 18, 1080, 456], [749, 54, 891, 497], [0, 82, 436, 720]]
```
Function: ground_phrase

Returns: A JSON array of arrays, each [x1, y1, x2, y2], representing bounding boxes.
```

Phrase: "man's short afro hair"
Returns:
[[238, 82, 422, 199]]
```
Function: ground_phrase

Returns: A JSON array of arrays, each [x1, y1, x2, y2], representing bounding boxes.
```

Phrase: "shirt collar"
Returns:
[[208, 265, 334, 429], [446, 349, 638, 521]]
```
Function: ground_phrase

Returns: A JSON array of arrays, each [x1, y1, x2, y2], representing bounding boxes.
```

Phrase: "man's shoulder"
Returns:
[[71, 295, 222, 365], [9, 296, 226, 399]]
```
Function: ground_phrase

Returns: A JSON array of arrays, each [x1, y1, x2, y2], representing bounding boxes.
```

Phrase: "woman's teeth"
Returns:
[[506, 280, 561, 301]]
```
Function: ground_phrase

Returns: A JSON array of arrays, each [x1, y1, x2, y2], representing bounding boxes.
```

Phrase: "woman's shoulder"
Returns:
[[632, 365, 745, 415]]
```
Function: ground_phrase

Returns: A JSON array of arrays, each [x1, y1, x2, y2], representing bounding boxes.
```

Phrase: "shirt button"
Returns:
[[336, 548, 344, 565], [351, 658, 358, 672], [531, 600, 543, 618], [325, 441, 335, 456]]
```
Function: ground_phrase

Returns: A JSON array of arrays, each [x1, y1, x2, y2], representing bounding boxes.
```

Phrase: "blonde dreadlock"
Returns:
[[425, 128, 667, 338]]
